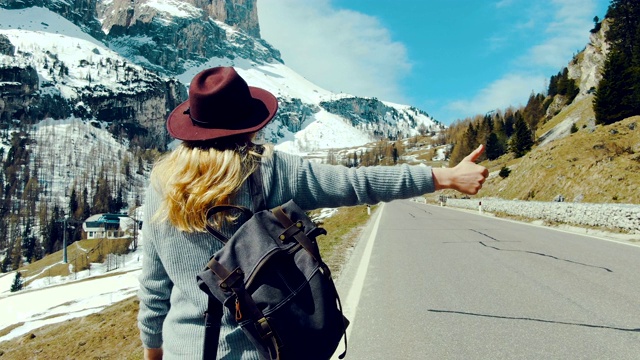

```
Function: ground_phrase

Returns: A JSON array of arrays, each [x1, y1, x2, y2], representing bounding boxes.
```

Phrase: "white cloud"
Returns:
[[258, 0, 411, 103], [447, 73, 547, 118], [450, 0, 597, 120], [519, 0, 597, 68]]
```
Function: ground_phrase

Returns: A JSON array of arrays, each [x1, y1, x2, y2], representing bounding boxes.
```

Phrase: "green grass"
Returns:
[[312, 204, 377, 276]]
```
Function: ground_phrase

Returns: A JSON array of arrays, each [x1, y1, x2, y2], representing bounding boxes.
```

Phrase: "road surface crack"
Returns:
[[478, 241, 612, 272], [428, 309, 638, 332]]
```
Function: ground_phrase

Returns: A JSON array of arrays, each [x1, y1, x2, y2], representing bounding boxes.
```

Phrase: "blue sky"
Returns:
[[258, 0, 610, 125]]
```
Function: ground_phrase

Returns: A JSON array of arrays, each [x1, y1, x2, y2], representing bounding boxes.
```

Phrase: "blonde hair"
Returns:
[[150, 139, 269, 233]]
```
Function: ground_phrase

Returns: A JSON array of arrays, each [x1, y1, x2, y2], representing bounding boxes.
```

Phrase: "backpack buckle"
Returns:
[[219, 267, 244, 291], [256, 317, 274, 340]]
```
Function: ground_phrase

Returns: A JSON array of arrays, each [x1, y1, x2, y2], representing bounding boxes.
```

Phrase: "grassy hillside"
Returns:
[[479, 115, 640, 203], [0, 297, 143, 360], [17, 238, 133, 286]]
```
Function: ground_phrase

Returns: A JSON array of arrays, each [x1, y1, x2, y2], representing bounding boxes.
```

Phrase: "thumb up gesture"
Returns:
[[432, 145, 489, 195]]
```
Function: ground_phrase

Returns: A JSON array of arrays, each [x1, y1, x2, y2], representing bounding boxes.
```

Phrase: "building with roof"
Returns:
[[82, 213, 137, 239]]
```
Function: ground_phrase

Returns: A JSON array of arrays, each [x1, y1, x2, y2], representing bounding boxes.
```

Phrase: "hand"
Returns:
[[144, 348, 163, 360], [432, 144, 489, 195]]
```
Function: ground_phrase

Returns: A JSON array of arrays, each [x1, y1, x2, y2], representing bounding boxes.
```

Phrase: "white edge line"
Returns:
[[332, 203, 385, 358]]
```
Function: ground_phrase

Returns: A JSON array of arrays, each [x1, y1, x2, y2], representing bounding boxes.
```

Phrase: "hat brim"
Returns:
[[166, 86, 278, 142]]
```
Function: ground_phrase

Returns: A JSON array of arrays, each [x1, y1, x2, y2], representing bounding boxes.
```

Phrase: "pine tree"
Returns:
[[21, 219, 36, 263], [43, 204, 62, 255], [523, 92, 546, 135], [112, 185, 127, 213], [556, 68, 568, 95], [499, 166, 511, 178], [392, 145, 399, 164], [548, 73, 559, 97], [82, 187, 91, 219], [69, 186, 78, 217], [511, 115, 533, 158], [591, 16, 602, 33], [92, 170, 112, 214], [10, 271, 23, 292], [594, 48, 638, 124], [485, 132, 504, 160], [594, 0, 640, 124], [503, 111, 515, 138]]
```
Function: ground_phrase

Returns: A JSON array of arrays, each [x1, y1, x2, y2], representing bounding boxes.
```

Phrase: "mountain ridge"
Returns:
[[0, 4, 441, 152]]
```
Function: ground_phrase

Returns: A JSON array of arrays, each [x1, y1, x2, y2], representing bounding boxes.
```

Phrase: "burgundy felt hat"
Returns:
[[166, 67, 278, 141]]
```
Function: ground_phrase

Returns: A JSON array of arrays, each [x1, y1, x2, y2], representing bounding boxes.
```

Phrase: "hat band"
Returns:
[[184, 108, 219, 129]]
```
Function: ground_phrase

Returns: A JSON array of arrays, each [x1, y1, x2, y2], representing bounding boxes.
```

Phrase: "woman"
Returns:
[[138, 66, 488, 359]]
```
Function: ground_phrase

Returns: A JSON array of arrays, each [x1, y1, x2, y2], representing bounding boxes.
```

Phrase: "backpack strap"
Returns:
[[205, 163, 266, 243], [203, 256, 282, 360], [203, 296, 223, 360], [272, 206, 328, 275], [205, 205, 253, 243], [249, 163, 266, 211], [202, 162, 268, 360]]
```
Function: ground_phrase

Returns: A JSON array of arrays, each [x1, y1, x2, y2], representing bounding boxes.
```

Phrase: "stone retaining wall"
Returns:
[[444, 198, 640, 234]]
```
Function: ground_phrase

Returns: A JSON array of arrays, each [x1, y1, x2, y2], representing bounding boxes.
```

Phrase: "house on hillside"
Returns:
[[82, 213, 138, 239]]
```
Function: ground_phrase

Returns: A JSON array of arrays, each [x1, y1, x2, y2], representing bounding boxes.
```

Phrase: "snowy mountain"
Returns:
[[1, 4, 441, 154]]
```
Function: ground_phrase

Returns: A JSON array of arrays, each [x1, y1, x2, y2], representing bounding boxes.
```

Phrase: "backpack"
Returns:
[[196, 167, 349, 360]]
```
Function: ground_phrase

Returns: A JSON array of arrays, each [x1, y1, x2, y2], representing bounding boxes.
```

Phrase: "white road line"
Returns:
[[337, 203, 385, 353]]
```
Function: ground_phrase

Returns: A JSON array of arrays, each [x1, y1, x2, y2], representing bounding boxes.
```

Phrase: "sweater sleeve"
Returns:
[[137, 188, 173, 349], [266, 151, 436, 210]]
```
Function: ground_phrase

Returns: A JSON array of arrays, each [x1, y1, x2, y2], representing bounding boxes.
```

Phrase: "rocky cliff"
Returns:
[[539, 19, 610, 145], [568, 19, 610, 99], [0, 0, 105, 40], [0, 30, 186, 148], [320, 97, 441, 139], [97, 0, 282, 74]]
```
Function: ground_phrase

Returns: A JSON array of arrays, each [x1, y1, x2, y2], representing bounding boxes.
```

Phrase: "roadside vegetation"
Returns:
[[311, 204, 378, 277], [479, 115, 640, 203]]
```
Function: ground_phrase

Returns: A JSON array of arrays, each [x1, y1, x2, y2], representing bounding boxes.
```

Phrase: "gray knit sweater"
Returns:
[[137, 150, 435, 359]]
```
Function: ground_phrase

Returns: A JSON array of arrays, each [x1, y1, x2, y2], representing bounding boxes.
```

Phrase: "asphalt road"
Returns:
[[334, 200, 640, 360]]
